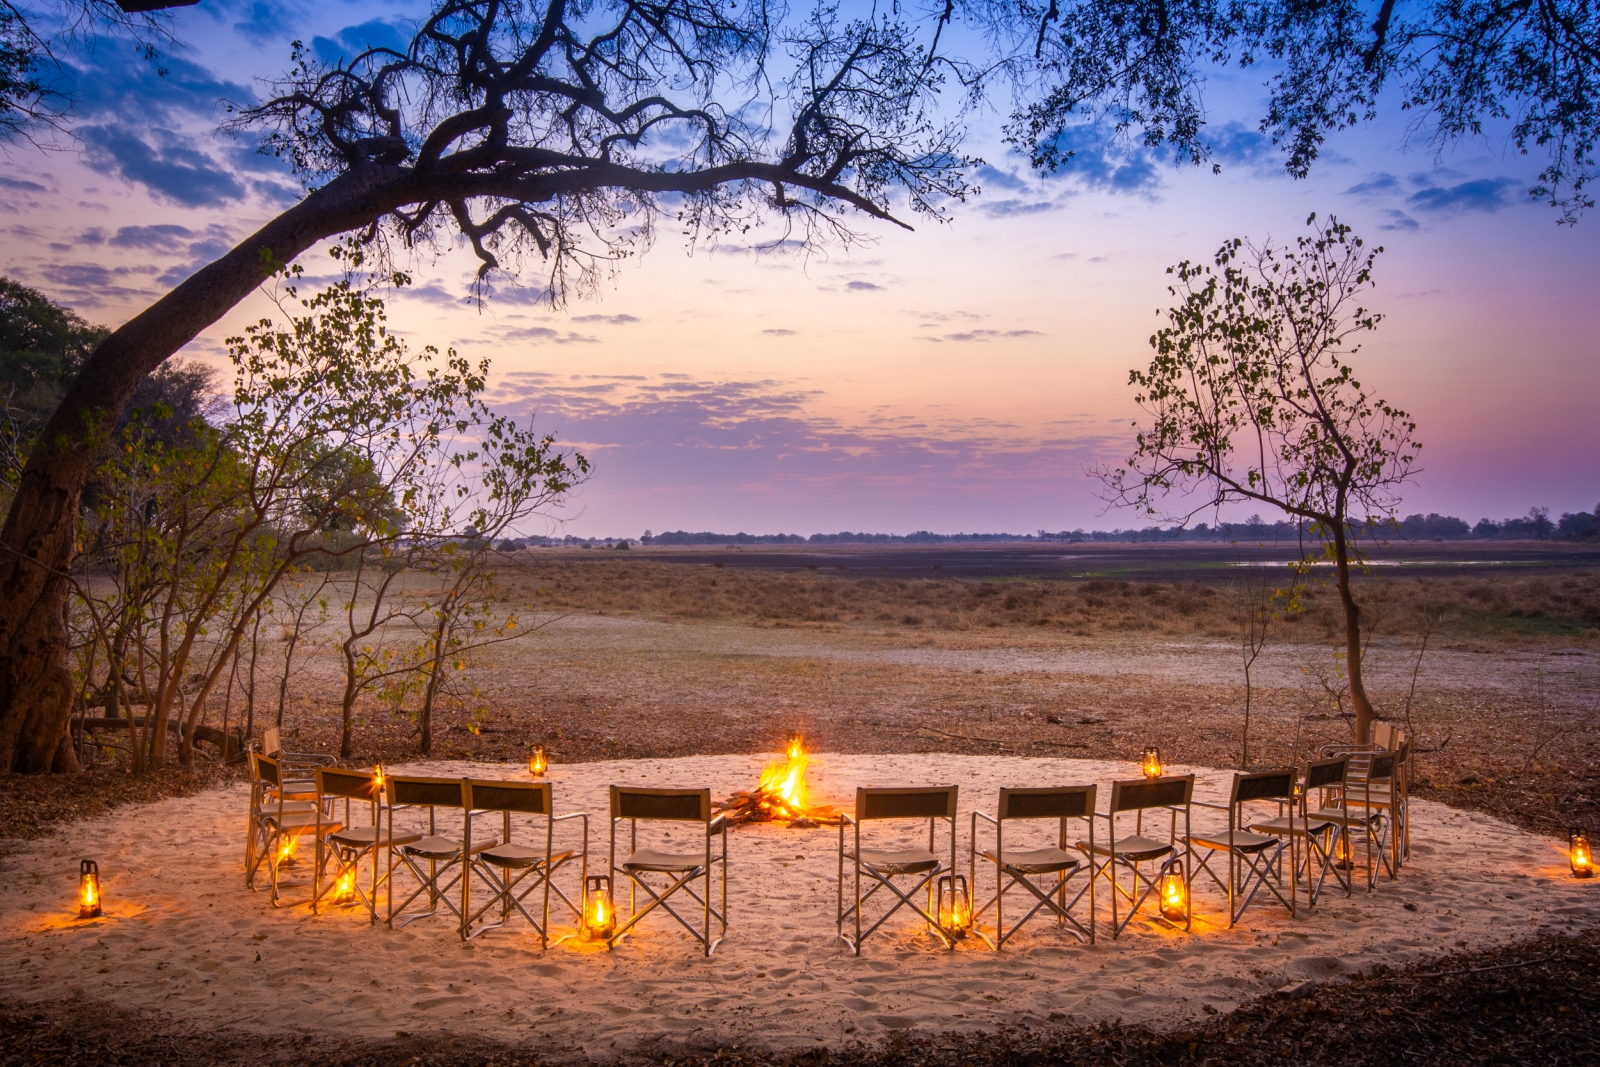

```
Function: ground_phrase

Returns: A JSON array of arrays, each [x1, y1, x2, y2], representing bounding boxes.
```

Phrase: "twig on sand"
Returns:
[[1377, 956, 1551, 982]]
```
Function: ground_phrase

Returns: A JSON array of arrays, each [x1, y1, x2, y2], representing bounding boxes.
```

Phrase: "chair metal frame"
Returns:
[[384, 775, 496, 935], [970, 785, 1096, 949], [253, 752, 344, 907], [837, 785, 961, 955], [461, 779, 588, 948], [312, 766, 414, 921], [1078, 775, 1194, 938], [1189, 768, 1298, 927], [244, 747, 322, 890], [1246, 756, 1349, 908], [607, 786, 728, 956], [1330, 750, 1398, 888]]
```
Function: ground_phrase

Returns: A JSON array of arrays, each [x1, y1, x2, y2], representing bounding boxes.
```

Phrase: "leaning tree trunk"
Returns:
[[0, 163, 411, 774], [1331, 523, 1375, 744]]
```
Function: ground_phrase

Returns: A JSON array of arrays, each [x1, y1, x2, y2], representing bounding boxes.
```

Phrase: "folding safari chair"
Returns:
[[1328, 750, 1398, 888], [461, 779, 588, 948], [607, 786, 729, 956], [837, 785, 960, 955], [1188, 769, 1297, 927], [1247, 756, 1349, 908], [244, 748, 322, 890], [970, 785, 1096, 949], [252, 753, 344, 907], [312, 766, 417, 921], [384, 776, 497, 935], [1078, 775, 1194, 938]]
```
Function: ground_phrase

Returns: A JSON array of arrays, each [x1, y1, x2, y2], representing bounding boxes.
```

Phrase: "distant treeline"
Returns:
[[507, 507, 1600, 548]]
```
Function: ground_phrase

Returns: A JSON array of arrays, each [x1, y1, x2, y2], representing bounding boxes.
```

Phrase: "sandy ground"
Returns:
[[3, 754, 1597, 1060]]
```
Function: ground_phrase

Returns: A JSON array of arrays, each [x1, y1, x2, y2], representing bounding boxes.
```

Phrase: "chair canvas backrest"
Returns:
[[855, 786, 958, 822], [1108, 775, 1194, 814], [256, 752, 282, 788], [1367, 752, 1397, 784], [388, 776, 469, 810], [262, 726, 281, 757], [611, 786, 710, 823], [466, 780, 551, 815], [1304, 756, 1348, 792], [1372, 721, 1395, 750], [1233, 769, 1295, 805], [317, 766, 380, 802], [997, 785, 1094, 822]]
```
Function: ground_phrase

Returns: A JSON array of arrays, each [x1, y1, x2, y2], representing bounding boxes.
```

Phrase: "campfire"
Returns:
[[715, 738, 838, 827]]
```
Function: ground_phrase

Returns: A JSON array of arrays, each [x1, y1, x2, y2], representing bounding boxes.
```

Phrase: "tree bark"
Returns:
[[0, 163, 408, 774], [1331, 523, 1375, 743]]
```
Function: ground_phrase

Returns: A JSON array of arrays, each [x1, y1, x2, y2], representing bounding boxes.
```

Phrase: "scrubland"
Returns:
[[7, 546, 1597, 843]]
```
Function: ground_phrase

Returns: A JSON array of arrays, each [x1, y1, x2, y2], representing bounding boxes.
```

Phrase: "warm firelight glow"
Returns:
[[582, 875, 615, 941], [78, 859, 102, 919], [373, 764, 385, 793], [528, 745, 548, 777], [1159, 869, 1187, 923], [277, 834, 301, 867], [757, 737, 810, 819], [1141, 746, 1163, 780], [334, 869, 358, 904], [1572, 829, 1594, 878]]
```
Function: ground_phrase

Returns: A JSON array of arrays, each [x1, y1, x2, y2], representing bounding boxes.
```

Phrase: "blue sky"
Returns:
[[2, 0, 1597, 538]]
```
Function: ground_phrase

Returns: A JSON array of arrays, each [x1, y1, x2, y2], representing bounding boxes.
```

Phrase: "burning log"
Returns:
[[714, 738, 840, 827]]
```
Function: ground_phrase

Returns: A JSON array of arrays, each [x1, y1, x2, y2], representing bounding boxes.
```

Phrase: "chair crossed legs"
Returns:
[[607, 786, 728, 956], [384, 776, 498, 936], [971, 785, 1096, 949], [462, 779, 587, 948], [1078, 775, 1194, 938], [1248, 756, 1349, 908], [244, 749, 322, 891], [312, 766, 417, 921], [1188, 769, 1297, 927], [253, 753, 344, 907], [838, 786, 961, 955]]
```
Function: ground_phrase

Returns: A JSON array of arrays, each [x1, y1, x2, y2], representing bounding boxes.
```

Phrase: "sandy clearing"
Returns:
[[3, 753, 1595, 1060]]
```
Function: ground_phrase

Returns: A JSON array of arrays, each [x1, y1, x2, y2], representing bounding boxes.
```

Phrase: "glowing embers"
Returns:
[[1572, 828, 1594, 879], [715, 737, 838, 827], [78, 859, 103, 919], [582, 874, 615, 941]]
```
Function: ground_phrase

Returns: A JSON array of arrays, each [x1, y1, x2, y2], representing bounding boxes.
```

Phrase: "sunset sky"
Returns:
[[3, 1, 1597, 539]]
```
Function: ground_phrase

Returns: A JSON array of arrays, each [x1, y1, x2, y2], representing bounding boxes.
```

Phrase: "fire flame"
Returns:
[[334, 869, 357, 904], [1159, 872, 1187, 921], [80, 875, 99, 912], [1573, 833, 1593, 876], [584, 891, 613, 939], [757, 738, 810, 819], [941, 895, 971, 932], [277, 835, 300, 867]]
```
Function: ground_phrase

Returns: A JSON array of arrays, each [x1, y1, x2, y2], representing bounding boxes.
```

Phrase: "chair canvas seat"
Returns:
[[624, 848, 709, 873], [1186, 829, 1280, 854], [481, 843, 573, 869], [980, 847, 1080, 875], [1079, 834, 1172, 862], [1306, 807, 1379, 827], [329, 826, 422, 850], [405, 834, 500, 860], [267, 814, 344, 835], [848, 848, 940, 875], [1249, 815, 1335, 836]]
